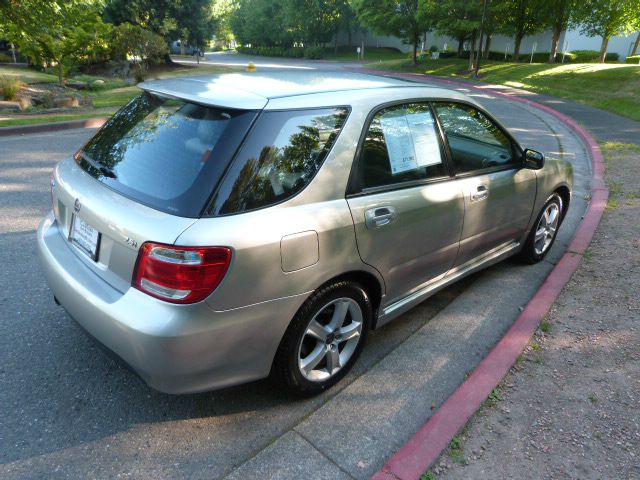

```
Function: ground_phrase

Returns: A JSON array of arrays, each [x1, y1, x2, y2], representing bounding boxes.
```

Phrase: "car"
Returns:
[[37, 71, 573, 395]]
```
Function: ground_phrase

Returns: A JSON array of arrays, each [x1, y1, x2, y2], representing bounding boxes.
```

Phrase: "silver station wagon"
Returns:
[[37, 71, 573, 395]]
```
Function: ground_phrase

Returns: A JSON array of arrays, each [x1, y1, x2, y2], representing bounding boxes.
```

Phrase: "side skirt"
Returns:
[[375, 241, 521, 329]]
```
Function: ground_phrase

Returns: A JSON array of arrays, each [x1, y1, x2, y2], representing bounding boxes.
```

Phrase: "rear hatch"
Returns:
[[50, 92, 257, 292]]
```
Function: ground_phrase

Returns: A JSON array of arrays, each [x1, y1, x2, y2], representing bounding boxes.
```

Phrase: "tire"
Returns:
[[519, 193, 563, 264], [272, 281, 372, 396]]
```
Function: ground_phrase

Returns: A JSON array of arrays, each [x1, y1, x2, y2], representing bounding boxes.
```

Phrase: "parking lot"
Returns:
[[0, 82, 592, 479]]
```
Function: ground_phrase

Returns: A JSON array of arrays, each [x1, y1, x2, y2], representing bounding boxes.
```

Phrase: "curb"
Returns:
[[0, 117, 109, 137], [369, 73, 609, 480]]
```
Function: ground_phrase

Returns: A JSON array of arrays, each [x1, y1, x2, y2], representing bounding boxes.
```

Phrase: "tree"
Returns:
[[353, 0, 434, 64], [432, 0, 483, 68], [501, 0, 546, 62], [540, 0, 577, 62], [0, 0, 111, 85], [575, 0, 640, 62], [230, 0, 291, 47], [111, 23, 168, 79], [104, 0, 217, 49], [282, 0, 344, 47], [631, 31, 640, 57]]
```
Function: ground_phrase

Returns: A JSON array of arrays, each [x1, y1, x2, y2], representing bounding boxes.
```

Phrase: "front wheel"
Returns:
[[272, 281, 372, 396], [519, 193, 563, 264]]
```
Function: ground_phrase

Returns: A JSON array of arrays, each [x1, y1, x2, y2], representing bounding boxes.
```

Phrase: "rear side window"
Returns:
[[208, 107, 349, 215], [76, 92, 257, 217]]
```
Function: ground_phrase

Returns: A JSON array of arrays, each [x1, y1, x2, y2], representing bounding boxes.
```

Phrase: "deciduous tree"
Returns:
[[352, 0, 434, 64]]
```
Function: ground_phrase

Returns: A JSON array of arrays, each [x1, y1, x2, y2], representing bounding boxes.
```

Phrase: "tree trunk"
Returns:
[[631, 32, 640, 56], [57, 61, 63, 86], [513, 32, 524, 62], [468, 32, 477, 71], [457, 35, 465, 57], [483, 34, 492, 59], [413, 32, 419, 65], [598, 35, 610, 63], [549, 27, 562, 63]]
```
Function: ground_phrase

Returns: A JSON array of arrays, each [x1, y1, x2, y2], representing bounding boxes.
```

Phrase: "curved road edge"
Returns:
[[369, 73, 609, 480]]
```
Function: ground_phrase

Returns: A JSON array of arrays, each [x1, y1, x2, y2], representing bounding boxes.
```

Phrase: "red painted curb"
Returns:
[[0, 116, 109, 137], [369, 73, 609, 480]]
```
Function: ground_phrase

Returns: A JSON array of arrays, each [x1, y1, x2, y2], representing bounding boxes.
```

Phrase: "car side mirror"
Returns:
[[523, 149, 545, 170]]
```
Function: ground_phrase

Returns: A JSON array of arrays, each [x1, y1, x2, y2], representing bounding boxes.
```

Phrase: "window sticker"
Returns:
[[406, 113, 443, 168], [380, 111, 442, 175]]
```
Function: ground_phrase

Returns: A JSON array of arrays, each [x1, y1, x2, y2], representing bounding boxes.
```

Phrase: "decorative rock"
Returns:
[[65, 81, 88, 90], [52, 96, 80, 108], [93, 79, 105, 86], [0, 100, 21, 111]]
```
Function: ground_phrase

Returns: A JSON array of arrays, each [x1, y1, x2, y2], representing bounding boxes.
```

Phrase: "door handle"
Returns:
[[471, 185, 489, 202], [365, 206, 398, 229]]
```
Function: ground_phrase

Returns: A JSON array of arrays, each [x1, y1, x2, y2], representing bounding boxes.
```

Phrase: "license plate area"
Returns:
[[69, 215, 101, 261]]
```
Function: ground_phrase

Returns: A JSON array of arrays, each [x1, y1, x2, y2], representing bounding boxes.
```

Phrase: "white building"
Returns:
[[338, 29, 639, 61]]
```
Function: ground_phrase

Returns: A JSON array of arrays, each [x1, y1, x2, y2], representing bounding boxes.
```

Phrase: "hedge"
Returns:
[[235, 45, 320, 59], [625, 55, 640, 64]]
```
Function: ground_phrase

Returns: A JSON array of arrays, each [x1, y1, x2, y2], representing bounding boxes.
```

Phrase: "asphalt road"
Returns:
[[0, 65, 591, 479]]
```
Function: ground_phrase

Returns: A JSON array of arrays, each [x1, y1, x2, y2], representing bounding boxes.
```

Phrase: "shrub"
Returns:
[[429, 45, 438, 53], [0, 53, 13, 63], [568, 50, 619, 63], [625, 55, 640, 64], [303, 46, 324, 59], [0, 76, 23, 100]]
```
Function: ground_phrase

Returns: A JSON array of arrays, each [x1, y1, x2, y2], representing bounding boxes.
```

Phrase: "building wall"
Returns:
[[338, 29, 639, 61]]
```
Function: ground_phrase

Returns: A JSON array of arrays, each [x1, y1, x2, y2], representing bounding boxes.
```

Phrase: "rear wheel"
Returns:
[[520, 193, 563, 264], [272, 281, 372, 396]]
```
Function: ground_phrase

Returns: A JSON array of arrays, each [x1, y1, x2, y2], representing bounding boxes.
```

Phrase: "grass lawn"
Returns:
[[370, 59, 640, 122], [0, 112, 112, 127], [0, 65, 58, 84]]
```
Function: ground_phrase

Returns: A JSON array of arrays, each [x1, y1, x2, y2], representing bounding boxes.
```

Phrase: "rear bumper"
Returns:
[[37, 212, 307, 394]]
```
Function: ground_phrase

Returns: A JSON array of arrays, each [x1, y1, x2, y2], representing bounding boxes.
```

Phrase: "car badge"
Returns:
[[74, 198, 81, 214]]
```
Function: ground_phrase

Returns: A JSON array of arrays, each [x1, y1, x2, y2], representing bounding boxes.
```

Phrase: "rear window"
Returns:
[[76, 92, 257, 217], [207, 107, 349, 216]]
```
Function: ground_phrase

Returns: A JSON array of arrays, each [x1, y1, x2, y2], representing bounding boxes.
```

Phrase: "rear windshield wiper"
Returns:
[[76, 151, 117, 179]]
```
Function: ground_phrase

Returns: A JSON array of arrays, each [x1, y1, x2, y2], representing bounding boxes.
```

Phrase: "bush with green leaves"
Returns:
[[303, 47, 324, 59], [0, 76, 23, 100], [0, 53, 14, 63], [626, 55, 640, 64], [569, 50, 619, 62]]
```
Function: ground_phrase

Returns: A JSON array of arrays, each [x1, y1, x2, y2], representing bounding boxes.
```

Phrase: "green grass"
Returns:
[[0, 65, 58, 84], [87, 86, 140, 108], [0, 112, 111, 127], [369, 58, 640, 122]]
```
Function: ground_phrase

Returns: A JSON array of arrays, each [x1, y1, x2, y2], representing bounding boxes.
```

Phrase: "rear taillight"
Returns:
[[133, 242, 232, 304]]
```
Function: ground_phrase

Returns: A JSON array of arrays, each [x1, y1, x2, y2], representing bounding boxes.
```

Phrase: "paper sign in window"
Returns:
[[380, 112, 442, 175]]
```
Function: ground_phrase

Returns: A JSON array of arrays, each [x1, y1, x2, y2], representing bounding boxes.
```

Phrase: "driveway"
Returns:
[[1, 59, 592, 479]]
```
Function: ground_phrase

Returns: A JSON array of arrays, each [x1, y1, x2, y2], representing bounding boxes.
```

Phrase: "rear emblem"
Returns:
[[73, 198, 81, 214]]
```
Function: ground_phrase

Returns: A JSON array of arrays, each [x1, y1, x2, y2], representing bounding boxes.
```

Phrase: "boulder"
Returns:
[[93, 79, 105, 86], [52, 96, 81, 108], [65, 81, 88, 90], [0, 100, 22, 111]]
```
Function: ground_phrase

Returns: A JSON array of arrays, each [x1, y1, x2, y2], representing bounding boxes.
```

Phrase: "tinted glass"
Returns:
[[358, 103, 446, 190], [209, 107, 349, 215], [433, 102, 515, 173], [76, 92, 257, 217]]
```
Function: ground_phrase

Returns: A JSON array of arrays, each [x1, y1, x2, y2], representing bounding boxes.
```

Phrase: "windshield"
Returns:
[[76, 92, 257, 217]]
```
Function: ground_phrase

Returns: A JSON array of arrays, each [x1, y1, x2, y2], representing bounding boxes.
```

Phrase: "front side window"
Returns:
[[356, 103, 446, 190], [209, 107, 349, 215], [433, 102, 516, 174]]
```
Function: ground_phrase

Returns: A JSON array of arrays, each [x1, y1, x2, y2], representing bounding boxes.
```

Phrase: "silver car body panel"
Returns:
[[37, 72, 574, 393]]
